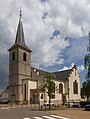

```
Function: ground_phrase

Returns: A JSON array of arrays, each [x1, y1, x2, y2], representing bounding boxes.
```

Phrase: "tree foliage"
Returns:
[[42, 72, 57, 109], [83, 33, 90, 100], [81, 80, 90, 99], [84, 54, 90, 79]]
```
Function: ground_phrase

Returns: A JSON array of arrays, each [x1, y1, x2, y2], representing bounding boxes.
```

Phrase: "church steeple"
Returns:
[[9, 9, 31, 52], [8, 9, 31, 104], [15, 8, 25, 45]]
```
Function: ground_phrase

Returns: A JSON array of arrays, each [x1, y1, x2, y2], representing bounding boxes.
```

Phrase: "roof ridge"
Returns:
[[52, 68, 72, 73]]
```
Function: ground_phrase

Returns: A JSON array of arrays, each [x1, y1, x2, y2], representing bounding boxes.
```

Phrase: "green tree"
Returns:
[[84, 32, 90, 79], [42, 72, 57, 109], [81, 80, 90, 100], [83, 32, 90, 100], [84, 54, 90, 79]]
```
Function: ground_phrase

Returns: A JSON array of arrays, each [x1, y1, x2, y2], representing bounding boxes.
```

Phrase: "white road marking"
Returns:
[[42, 116, 56, 119], [33, 117, 44, 119], [50, 115, 71, 119], [23, 115, 72, 119], [0, 107, 10, 110]]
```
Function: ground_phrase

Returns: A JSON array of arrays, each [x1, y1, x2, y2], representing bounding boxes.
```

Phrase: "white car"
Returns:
[[43, 101, 54, 106]]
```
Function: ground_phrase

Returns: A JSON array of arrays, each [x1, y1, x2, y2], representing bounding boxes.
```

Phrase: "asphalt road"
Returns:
[[0, 107, 49, 119], [0, 107, 90, 119]]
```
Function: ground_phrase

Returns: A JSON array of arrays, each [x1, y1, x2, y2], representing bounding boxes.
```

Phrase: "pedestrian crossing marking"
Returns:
[[33, 117, 44, 119], [24, 115, 71, 119], [0, 107, 10, 110], [42, 116, 56, 119], [51, 115, 71, 119]]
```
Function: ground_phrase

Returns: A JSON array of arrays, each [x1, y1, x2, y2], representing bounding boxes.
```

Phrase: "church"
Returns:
[[8, 13, 81, 105]]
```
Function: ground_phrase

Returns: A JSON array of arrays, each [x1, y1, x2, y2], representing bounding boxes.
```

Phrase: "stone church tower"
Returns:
[[8, 12, 31, 104]]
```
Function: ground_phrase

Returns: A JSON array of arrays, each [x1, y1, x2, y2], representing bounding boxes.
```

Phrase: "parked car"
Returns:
[[43, 101, 54, 106], [0, 99, 9, 104], [85, 104, 90, 111], [73, 102, 80, 107], [65, 102, 73, 107], [65, 102, 80, 107]]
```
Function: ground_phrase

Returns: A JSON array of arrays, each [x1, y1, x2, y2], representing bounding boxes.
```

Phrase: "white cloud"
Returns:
[[58, 63, 75, 71], [0, 0, 90, 88], [58, 63, 85, 73], [77, 65, 85, 73], [31, 35, 69, 67], [0, 0, 90, 69]]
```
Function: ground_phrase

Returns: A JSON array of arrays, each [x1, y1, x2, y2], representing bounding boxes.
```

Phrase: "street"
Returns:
[[0, 107, 48, 119], [0, 107, 90, 119]]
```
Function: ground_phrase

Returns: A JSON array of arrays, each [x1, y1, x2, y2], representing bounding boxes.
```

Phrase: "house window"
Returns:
[[12, 52, 15, 61], [59, 83, 63, 94], [73, 80, 78, 94], [52, 82, 55, 93], [23, 52, 27, 62], [24, 84, 26, 100]]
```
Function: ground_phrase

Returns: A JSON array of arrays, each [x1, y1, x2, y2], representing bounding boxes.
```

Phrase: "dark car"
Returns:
[[85, 104, 90, 111]]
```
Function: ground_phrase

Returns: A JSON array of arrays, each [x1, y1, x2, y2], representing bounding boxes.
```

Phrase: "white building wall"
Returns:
[[22, 67, 81, 105], [69, 68, 81, 102], [27, 80, 37, 101], [44, 80, 65, 105], [54, 80, 65, 100], [23, 80, 37, 102]]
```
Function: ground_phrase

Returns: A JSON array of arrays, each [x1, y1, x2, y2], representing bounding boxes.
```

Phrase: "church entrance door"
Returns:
[[33, 92, 39, 104]]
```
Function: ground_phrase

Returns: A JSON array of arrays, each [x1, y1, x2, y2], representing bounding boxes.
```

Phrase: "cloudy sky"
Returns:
[[0, 0, 90, 90]]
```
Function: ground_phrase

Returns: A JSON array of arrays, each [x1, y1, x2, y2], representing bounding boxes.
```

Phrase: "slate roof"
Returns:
[[52, 69, 72, 80], [31, 67, 46, 75], [31, 66, 76, 81]]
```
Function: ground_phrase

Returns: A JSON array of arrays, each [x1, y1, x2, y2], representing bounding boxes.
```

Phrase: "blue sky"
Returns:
[[0, 0, 90, 90]]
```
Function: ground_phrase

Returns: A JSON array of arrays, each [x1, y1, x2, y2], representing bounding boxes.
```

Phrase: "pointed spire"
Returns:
[[8, 8, 32, 52], [20, 7, 22, 20], [15, 8, 25, 45]]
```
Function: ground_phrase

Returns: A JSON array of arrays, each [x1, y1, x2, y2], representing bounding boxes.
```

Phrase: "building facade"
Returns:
[[8, 15, 81, 105]]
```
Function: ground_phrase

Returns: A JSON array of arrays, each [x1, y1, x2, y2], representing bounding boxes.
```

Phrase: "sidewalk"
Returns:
[[0, 104, 39, 108], [48, 108, 90, 119]]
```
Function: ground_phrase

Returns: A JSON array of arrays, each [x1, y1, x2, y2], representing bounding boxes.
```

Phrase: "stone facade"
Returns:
[[8, 16, 31, 104], [8, 16, 81, 105], [22, 66, 81, 105]]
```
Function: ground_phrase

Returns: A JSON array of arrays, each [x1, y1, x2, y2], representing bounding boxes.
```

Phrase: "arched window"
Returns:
[[24, 84, 26, 100], [52, 82, 55, 93], [73, 80, 78, 94], [59, 83, 63, 94], [12, 52, 15, 61], [23, 52, 26, 62], [51, 82, 55, 99]]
